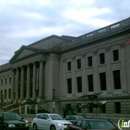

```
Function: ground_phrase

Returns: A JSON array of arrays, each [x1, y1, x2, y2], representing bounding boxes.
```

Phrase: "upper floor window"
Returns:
[[88, 56, 92, 67], [99, 53, 105, 64], [77, 76, 82, 93], [113, 70, 121, 89], [5, 78, 7, 85], [67, 61, 71, 71], [113, 49, 119, 61], [1, 79, 3, 85], [9, 77, 11, 84], [67, 78, 72, 94], [77, 59, 81, 69]]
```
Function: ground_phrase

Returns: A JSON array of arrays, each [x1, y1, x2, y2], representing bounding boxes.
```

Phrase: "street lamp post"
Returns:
[[52, 89, 55, 113]]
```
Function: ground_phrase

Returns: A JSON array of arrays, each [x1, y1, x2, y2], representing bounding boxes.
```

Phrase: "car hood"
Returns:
[[53, 120, 71, 124], [4, 120, 26, 124]]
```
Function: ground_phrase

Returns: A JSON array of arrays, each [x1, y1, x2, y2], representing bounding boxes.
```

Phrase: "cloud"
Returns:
[[0, 0, 130, 65]]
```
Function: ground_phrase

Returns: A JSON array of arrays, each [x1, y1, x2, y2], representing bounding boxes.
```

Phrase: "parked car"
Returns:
[[0, 112, 29, 130], [31, 113, 72, 130], [65, 118, 119, 130], [65, 115, 84, 123]]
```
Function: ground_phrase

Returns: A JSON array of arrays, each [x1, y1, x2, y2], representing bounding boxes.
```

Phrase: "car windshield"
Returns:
[[87, 120, 116, 129], [50, 114, 63, 120], [3, 113, 21, 120]]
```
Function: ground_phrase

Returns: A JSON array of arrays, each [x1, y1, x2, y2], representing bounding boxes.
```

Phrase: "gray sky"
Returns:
[[0, 0, 130, 65]]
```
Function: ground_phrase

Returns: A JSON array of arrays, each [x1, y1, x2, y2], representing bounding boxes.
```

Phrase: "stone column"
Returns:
[[15, 68, 18, 100], [33, 63, 36, 98], [93, 50, 98, 93], [39, 61, 43, 98], [20, 66, 24, 100], [11, 69, 15, 101], [120, 44, 127, 94], [27, 64, 30, 98], [82, 53, 87, 95], [72, 57, 76, 95], [106, 47, 112, 96]]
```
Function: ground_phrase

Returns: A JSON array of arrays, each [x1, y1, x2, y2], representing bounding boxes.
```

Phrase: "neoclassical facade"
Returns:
[[0, 17, 130, 115]]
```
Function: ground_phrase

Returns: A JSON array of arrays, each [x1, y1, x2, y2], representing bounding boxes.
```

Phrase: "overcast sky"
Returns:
[[0, 0, 130, 65]]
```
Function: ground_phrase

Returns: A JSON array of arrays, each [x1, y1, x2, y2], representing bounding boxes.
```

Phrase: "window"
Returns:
[[88, 75, 93, 92], [99, 72, 106, 90], [88, 107, 93, 113], [67, 78, 72, 94], [67, 61, 71, 71], [99, 53, 105, 64], [77, 59, 81, 69], [88, 56, 92, 67], [77, 77, 82, 93], [1, 79, 3, 85], [100, 104, 106, 113], [113, 70, 121, 89], [113, 50, 119, 61], [9, 77, 11, 84], [114, 102, 121, 113], [5, 78, 7, 85]]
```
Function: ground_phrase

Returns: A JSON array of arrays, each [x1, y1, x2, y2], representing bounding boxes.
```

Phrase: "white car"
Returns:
[[31, 113, 72, 130]]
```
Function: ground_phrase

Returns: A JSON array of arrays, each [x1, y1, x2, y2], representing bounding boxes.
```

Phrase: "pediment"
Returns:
[[9, 46, 42, 63]]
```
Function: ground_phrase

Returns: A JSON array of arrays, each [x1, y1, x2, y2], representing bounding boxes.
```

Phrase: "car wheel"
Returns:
[[50, 125, 56, 130], [33, 124, 37, 130]]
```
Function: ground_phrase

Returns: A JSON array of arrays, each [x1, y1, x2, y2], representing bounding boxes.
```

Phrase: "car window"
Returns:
[[71, 116, 77, 120], [88, 120, 116, 129], [50, 114, 63, 120], [3, 113, 21, 120], [65, 116, 70, 120], [81, 120, 88, 128], [73, 120, 82, 127], [38, 114, 44, 119], [43, 114, 49, 120]]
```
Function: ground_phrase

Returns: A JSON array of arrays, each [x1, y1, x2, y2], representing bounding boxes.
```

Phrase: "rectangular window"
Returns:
[[88, 56, 92, 67], [77, 77, 82, 93], [9, 77, 11, 84], [88, 75, 94, 92], [88, 107, 93, 113], [99, 72, 107, 90], [100, 104, 106, 113], [5, 78, 7, 85], [113, 50, 119, 61], [114, 102, 121, 113], [99, 53, 105, 64], [113, 70, 121, 89], [9, 89, 11, 99], [67, 62, 71, 71], [77, 59, 81, 69], [67, 78, 72, 94], [5, 90, 6, 99], [1, 79, 3, 85]]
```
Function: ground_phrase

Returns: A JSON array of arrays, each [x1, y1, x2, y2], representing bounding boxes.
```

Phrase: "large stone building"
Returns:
[[0, 17, 130, 115]]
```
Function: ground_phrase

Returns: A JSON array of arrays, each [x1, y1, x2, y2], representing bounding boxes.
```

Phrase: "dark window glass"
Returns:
[[88, 56, 92, 67], [77, 59, 81, 69], [99, 72, 106, 90], [113, 70, 121, 89], [67, 78, 72, 94], [114, 102, 121, 113], [77, 77, 82, 93], [113, 50, 119, 61], [100, 53, 105, 64], [88, 75, 93, 92], [100, 104, 106, 113], [1, 79, 3, 85], [88, 107, 93, 113], [9, 77, 11, 84], [67, 62, 71, 71], [5, 78, 7, 85]]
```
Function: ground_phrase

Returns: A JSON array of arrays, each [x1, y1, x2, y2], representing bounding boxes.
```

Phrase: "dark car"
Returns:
[[65, 118, 119, 130], [0, 112, 29, 130], [65, 115, 84, 123]]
